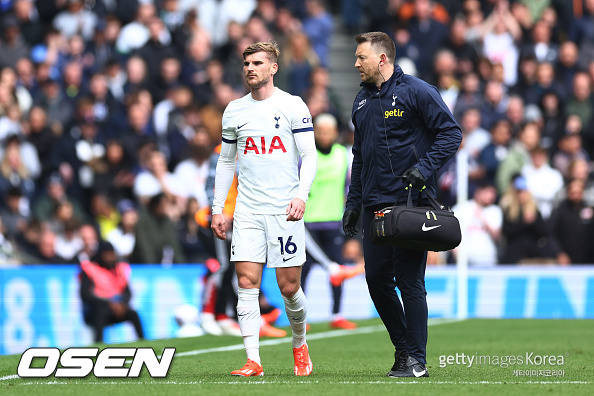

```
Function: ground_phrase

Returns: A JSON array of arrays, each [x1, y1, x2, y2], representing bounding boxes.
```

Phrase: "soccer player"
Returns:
[[211, 41, 317, 377]]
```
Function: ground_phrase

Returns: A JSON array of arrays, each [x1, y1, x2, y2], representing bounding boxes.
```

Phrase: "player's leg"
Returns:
[[268, 216, 311, 376], [390, 248, 429, 377], [230, 213, 267, 376], [361, 207, 408, 375]]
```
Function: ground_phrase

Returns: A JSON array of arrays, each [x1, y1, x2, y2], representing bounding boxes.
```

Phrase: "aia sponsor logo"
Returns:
[[244, 136, 287, 154]]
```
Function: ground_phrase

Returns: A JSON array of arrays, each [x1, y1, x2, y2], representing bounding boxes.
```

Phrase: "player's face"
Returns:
[[355, 42, 382, 85], [243, 52, 277, 89]]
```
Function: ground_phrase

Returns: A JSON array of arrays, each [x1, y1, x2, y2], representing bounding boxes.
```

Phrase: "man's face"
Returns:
[[243, 52, 277, 89], [355, 42, 382, 85]]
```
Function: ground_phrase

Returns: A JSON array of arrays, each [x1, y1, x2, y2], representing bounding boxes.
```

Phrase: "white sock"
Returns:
[[237, 287, 261, 364], [283, 287, 307, 348]]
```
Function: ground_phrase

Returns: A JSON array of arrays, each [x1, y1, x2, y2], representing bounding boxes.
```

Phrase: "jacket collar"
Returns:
[[360, 65, 404, 94]]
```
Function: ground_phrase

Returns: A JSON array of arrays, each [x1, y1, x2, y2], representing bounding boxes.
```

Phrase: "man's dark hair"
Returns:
[[355, 32, 396, 64]]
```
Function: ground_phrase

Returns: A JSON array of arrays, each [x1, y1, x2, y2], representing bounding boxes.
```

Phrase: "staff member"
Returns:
[[343, 32, 462, 378]]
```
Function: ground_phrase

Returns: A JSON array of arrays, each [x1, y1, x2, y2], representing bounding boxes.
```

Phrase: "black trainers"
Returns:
[[387, 350, 408, 376], [387, 356, 429, 378]]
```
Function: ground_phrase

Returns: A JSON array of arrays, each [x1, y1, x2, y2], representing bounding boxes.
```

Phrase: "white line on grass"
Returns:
[[14, 380, 592, 386], [175, 318, 462, 358], [0, 318, 461, 382]]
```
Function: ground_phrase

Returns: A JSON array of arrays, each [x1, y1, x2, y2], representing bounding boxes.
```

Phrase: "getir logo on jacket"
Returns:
[[244, 136, 287, 154], [385, 109, 405, 118]]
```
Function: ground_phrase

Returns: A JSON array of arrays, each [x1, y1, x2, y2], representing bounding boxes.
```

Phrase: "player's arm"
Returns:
[[288, 128, 317, 222], [212, 121, 238, 239]]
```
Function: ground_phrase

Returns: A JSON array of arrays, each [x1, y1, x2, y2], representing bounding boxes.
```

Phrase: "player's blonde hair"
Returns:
[[243, 41, 280, 63]]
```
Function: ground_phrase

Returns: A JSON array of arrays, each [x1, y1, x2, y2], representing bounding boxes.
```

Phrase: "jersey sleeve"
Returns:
[[289, 97, 314, 134], [221, 106, 238, 144], [212, 107, 238, 215]]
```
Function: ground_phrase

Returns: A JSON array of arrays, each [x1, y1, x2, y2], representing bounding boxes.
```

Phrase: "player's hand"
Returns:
[[403, 167, 426, 190], [211, 213, 227, 240], [342, 210, 360, 237], [286, 198, 305, 221]]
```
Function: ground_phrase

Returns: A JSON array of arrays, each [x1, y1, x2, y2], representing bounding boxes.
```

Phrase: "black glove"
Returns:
[[342, 210, 360, 237], [403, 167, 426, 190]]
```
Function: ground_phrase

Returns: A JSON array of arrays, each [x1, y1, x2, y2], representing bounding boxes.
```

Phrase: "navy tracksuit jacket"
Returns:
[[346, 66, 462, 364]]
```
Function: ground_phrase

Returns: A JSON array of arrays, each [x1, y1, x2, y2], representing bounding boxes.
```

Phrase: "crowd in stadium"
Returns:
[[0, 0, 593, 266]]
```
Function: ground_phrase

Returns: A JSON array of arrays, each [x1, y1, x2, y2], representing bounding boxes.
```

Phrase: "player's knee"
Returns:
[[237, 275, 259, 290], [279, 282, 300, 298]]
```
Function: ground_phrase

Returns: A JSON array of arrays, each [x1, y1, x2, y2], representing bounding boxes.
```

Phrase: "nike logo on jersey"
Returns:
[[357, 99, 366, 110], [282, 256, 295, 262], [237, 122, 248, 130], [422, 223, 441, 232]]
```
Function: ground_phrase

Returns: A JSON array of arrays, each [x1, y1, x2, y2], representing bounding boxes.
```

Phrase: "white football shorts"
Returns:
[[231, 211, 306, 268]]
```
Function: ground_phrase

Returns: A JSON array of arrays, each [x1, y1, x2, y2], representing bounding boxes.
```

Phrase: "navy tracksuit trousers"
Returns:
[[362, 205, 428, 365]]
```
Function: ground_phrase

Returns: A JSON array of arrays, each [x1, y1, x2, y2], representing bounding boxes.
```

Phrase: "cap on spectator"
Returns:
[[513, 175, 528, 191], [117, 199, 136, 214], [97, 240, 115, 253], [2, 15, 19, 30]]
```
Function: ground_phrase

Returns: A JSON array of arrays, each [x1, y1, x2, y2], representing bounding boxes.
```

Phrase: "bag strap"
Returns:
[[405, 187, 442, 210]]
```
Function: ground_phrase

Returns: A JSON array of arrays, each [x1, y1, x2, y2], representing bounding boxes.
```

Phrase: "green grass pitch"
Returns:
[[0, 318, 592, 395]]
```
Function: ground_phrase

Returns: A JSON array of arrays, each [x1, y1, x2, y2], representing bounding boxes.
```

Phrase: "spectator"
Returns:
[[539, 90, 565, 151], [480, 80, 508, 131], [549, 179, 594, 265], [302, 113, 356, 330], [453, 182, 502, 267], [115, 2, 157, 55], [478, 119, 512, 188], [52, 0, 98, 40], [554, 158, 594, 207], [460, 108, 490, 160], [0, 134, 39, 201], [130, 192, 186, 264], [24, 106, 57, 184], [445, 17, 478, 76], [279, 31, 319, 97], [13, 0, 45, 46], [133, 149, 186, 217], [106, 199, 138, 261], [453, 72, 482, 122], [521, 146, 564, 219], [500, 175, 549, 264], [566, 72, 594, 155], [139, 17, 178, 82], [496, 121, 541, 194], [90, 192, 120, 240], [479, 0, 522, 86], [553, 123, 591, 178], [35, 229, 67, 264], [173, 127, 213, 208], [54, 218, 83, 263], [0, 186, 29, 240], [93, 139, 135, 204], [406, 0, 448, 81], [33, 78, 74, 136], [79, 240, 145, 343], [33, 173, 87, 223], [521, 19, 557, 64], [0, 15, 30, 69], [302, 0, 333, 67]]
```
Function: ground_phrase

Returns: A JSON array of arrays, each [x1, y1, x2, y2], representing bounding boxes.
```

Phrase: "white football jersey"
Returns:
[[221, 88, 313, 214]]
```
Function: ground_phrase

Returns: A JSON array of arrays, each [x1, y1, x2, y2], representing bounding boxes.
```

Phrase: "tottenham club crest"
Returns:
[[274, 115, 280, 129]]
